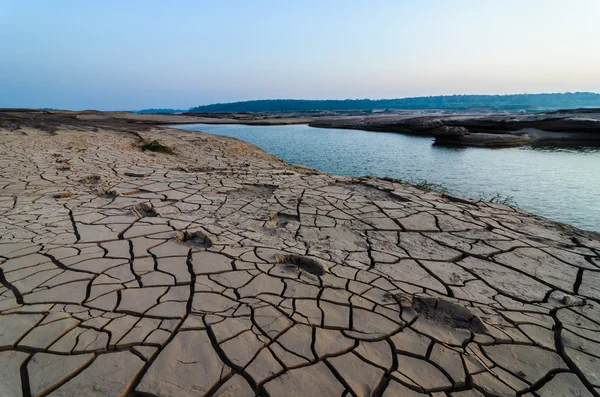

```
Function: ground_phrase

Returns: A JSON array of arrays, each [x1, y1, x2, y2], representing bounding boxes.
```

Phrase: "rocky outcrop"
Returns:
[[431, 125, 469, 137], [435, 130, 539, 147], [309, 110, 600, 147], [442, 113, 600, 133]]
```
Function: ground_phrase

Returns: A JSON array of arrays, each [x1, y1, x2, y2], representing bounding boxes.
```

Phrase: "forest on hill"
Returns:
[[184, 92, 600, 113]]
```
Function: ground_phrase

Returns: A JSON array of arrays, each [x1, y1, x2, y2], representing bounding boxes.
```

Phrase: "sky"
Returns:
[[1, 0, 599, 110]]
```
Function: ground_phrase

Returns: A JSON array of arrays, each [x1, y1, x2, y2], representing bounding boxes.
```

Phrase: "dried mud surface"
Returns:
[[0, 110, 599, 397]]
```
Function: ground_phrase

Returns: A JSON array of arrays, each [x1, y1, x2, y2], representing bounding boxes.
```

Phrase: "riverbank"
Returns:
[[1, 109, 599, 397], [176, 123, 600, 233], [9, 107, 600, 148], [164, 108, 600, 147]]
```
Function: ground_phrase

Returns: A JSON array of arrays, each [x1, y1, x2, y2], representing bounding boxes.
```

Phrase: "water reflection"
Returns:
[[526, 143, 600, 154], [430, 142, 469, 153]]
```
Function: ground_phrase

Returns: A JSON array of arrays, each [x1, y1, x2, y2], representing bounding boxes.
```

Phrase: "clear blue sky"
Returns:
[[1, 0, 599, 110]]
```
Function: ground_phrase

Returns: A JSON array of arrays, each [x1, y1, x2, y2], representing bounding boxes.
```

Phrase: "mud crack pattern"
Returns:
[[0, 119, 599, 397]]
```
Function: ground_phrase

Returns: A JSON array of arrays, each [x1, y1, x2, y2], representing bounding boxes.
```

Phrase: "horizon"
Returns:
[[21, 91, 600, 112], [2, 1, 600, 110]]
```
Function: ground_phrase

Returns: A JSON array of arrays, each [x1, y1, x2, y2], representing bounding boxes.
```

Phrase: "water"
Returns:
[[175, 123, 600, 232]]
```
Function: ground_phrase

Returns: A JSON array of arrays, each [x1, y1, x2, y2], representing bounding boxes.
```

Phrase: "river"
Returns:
[[175, 123, 600, 232]]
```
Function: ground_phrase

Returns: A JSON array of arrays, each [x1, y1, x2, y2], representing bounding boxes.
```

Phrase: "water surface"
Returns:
[[176, 124, 600, 232]]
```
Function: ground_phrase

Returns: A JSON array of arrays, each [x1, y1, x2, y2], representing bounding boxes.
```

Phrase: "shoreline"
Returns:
[[8, 108, 600, 147], [140, 108, 600, 148], [161, 108, 600, 148], [1, 109, 599, 396]]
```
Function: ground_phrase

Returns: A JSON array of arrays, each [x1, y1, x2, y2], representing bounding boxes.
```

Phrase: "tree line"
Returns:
[[186, 92, 600, 113]]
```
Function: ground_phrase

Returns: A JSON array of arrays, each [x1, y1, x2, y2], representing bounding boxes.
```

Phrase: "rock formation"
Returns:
[[309, 110, 600, 147]]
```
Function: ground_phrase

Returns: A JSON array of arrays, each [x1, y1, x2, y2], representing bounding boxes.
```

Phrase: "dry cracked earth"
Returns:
[[1, 115, 600, 397]]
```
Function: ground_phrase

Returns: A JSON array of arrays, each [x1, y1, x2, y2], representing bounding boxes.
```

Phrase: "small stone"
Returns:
[[133, 202, 158, 217], [79, 175, 102, 184], [124, 171, 150, 177], [97, 187, 121, 197]]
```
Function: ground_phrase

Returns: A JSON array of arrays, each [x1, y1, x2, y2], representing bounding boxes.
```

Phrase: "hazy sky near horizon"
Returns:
[[1, 0, 599, 110]]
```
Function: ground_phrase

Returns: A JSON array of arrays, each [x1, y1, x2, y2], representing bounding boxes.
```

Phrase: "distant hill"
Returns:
[[188, 92, 600, 113], [135, 108, 183, 114]]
